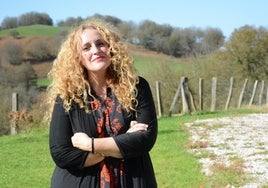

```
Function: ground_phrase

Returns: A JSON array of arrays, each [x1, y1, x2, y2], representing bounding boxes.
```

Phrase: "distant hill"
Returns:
[[0, 24, 69, 37], [0, 25, 187, 80]]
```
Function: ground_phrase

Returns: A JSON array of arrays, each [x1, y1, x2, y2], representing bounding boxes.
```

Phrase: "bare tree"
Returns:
[[27, 38, 55, 61], [1, 17, 18, 29], [2, 41, 23, 65], [18, 12, 53, 26]]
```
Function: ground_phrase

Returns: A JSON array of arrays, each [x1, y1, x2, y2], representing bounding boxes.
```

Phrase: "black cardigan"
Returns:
[[49, 77, 158, 188]]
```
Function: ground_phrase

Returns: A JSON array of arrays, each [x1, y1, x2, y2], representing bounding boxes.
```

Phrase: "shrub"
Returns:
[[2, 41, 23, 65], [9, 30, 20, 39], [27, 38, 55, 61], [8, 108, 33, 134]]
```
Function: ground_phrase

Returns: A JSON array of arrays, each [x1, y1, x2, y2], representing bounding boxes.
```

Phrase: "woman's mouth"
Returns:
[[92, 56, 105, 62]]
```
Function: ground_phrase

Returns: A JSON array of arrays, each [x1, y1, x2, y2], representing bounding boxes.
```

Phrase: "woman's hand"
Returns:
[[127, 121, 148, 133], [72, 132, 122, 158], [71, 132, 92, 151]]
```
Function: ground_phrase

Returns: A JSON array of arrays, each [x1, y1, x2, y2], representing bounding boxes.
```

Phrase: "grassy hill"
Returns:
[[0, 24, 69, 37], [0, 25, 261, 113], [0, 24, 188, 77]]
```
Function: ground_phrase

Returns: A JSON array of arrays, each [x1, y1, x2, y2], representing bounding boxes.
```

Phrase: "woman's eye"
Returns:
[[96, 42, 104, 47], [83, 46, 90, 51]]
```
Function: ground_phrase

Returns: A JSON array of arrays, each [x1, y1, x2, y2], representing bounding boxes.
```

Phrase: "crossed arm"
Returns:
[[71, 121, 148, 167], [50, 77, 157, 169]]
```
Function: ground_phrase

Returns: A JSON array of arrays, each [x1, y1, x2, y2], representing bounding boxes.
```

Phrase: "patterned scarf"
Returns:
[[91, 88, 126, 188]]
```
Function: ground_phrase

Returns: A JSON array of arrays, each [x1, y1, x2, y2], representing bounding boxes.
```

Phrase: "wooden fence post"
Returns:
[[168, 81, 181, 117], [249, 80, 258, 106], [210, 77, 217, 111], [225, 77, 234, 110], [237, 78, 248, 108], [156, 81, 162, 117], [258, 80, 264, 106], [199, 78, 203, 111], [181, 77, 191, 114], [266, 85, 268, 105], [10, 92, 18, 135]]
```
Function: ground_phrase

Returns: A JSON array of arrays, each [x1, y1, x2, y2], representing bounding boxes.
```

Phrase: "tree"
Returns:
[[27, 38, 55, 61], [136, 20, 156, 49], [225, 25, 268, 80], [152, 24, 173, 53], [53, 29, 69, 52], [18, 12, 53, 26], [104, 15, 122, 27], [2, 41, 23, 65], [57, 17, 83, 27], [180, 27, 201, 56], [137, 20, 172, 52], [117, 21, 137, 42], [201, 28, 224, 54], [1, 17, 18, 29], [9, 30, 20, 39], [19, 62, 37, 91], [166, 28, 184, 57]]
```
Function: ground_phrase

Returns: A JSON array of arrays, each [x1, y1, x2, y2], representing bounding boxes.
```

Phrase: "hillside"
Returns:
[[0, 29, 187, 79], [0, 36, 53, 78], [0, 25, 68, 37]]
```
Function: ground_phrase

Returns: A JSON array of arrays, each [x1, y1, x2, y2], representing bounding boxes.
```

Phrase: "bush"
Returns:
[[2, 41, 23, 65], [27, 38, 55, 61], [0, 86, 13, 135], [8, 108, 33, 134], [9, 30, 20, 38]]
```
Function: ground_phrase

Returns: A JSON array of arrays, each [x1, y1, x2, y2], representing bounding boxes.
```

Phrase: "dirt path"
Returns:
[[185, 113, 268, 188]]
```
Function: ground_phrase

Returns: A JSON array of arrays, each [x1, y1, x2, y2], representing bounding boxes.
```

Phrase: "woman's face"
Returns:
[[80, 28, 111, 74]]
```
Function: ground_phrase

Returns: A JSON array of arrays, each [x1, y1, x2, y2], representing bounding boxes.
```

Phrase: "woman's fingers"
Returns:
[[127, 123, 148, 133], [130, 120, 138, 128], [71, 132, 90, 149]]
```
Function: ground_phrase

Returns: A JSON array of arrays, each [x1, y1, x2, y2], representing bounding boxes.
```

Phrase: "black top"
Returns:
[[49, 77, 158, 188]]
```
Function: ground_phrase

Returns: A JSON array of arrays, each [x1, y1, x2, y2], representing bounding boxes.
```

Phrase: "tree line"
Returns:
[[1, 12, 53, 28], [1, 12, 268, 80], [1, 12, 224, 57], [1, 12, 268, 135]]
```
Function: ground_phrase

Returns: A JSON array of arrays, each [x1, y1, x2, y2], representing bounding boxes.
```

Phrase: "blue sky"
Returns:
[[1, 0, 267, 38]]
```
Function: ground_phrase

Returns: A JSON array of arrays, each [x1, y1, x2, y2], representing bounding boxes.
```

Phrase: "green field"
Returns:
[[0, 25, 69, 37], [0, 110, 258, 188], [36, 77, 51, 88]]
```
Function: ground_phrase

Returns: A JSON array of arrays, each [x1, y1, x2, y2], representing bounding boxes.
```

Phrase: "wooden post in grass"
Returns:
[[168, 81, 181, 117], [181, 77, 191, 114], [225, 77, 234, 110], [258, 80, 264, 106], [210, 77, 217, 112], [266, 85, 268, 105], [249, 80, 258, 106], [199, 78, 203, 111], [10, 92, 18, 135], [237, 78, 248, 108], [156, 81, 162, 117]]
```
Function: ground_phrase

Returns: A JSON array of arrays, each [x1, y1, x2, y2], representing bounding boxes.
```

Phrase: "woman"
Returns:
[[47, 19, 158, 188]]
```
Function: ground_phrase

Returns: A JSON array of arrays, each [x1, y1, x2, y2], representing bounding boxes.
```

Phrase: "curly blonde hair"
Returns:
[[46, 19, 139, 117]]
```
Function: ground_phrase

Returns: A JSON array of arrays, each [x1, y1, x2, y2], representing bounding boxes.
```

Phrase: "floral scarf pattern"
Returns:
[[91, 88, 126, 188]]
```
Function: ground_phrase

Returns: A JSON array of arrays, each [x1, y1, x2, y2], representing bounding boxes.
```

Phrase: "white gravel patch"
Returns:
[[185, 113, 268, 187]]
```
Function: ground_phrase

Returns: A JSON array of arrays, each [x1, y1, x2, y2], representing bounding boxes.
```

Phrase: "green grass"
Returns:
[[36, 77, 51, 88], [151, 116, 206, 187], [133, 54, 184, 77], [1, 110, 258, 188], [0, 129, 54, 188], [0, 25, 69, 37]]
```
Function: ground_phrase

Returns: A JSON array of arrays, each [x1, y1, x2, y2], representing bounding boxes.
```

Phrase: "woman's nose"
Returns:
[[91, 44, 100, 54]]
